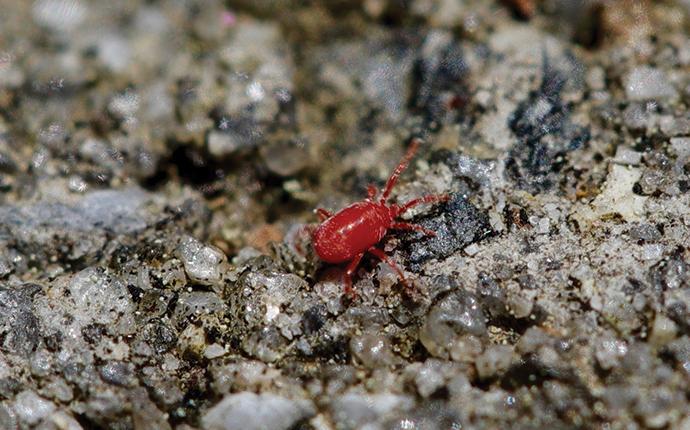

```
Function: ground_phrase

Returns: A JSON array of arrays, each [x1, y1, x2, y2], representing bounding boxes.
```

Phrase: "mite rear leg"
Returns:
[[366, 247, 410, 290], [292, 224, 316, 256], [343, 252, 365, 297], [391, 222, 437, 237], [315, 208, 334, 221]]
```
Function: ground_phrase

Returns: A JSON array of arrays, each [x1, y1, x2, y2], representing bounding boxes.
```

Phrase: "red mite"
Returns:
[[312, 139, 448, 296]]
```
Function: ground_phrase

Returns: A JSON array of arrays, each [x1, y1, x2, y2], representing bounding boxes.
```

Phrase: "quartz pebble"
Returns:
[[202, 392, 315, 430], [624, 66, 678, 101], [177, 236, 227, 287]]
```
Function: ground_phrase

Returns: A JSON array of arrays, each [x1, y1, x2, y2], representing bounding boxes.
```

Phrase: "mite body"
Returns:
[[311, 139, 447, 295], [313, 201, 390, 264]]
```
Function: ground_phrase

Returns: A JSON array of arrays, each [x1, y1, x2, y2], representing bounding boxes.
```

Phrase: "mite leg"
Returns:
[[397, 194, 449, 215], [390, 222, 437, 237], [380, 138, 421, 203], [343, 252, 365, 297], [366, 247, 409, 290], [367, 184, 378, 200], [292, 224, 316, 256], [315, 208, 334, 221]]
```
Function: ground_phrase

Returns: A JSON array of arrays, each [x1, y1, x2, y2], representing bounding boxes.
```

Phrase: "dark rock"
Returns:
[[403, 193, 492, 271], [506, 59, 590, 193], [0, 285, 41, 357]]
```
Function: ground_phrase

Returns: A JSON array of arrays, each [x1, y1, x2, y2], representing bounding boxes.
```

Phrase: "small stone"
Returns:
[[207, 130, 247, 158], [98, 34, 132, 72], [612, 147, 643, 166], [204, 344, 227, 360], [586, 66, 606, 91], [507, 292, 533, 319], [624, 66, 678, 101], [419, 290, 486, 358], [99, 361, 136, 387], [0, 151, 17, 174], [32, 0, 87, 32], [404, 194, 492, 271], [448, 335, 483, 363], [516, 327, 550, 355], [649, 255, 688, 291], [590, 165, 647, 222], [330, 392, 414, 429], [261, 139, 310, 177], [68, 175, 88, 193], [108, 90, 140, 121], [622, 103, 655, 130], [670, 138, 690, 160], [464, 243, 480, 256], [414, 359, 448, 398], [649, 314, 677, 347], [202, 392, 315, 430], [642, 241, 665, 259], [659, 115, 690, 137], [173, 292, 225, 323], [40, 410, 83, 430], [68, 268, 134, 333], [350, 333, 394, 369], [620, 343, 654, 375], [475, 345, 514, 379], [13, 390, 56, 426], [177, 236, 227, 287], [536, 217, 550, 234], [0, 286, 41, 357], [178, 325, 207, 359], [628, 223, 662, 242], [666, 336, 690, 376]]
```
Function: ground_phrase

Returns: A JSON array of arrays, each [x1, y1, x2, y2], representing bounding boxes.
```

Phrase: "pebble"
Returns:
[[32, 0, 87, 32], [176, 236, 227, 287], [475, 345, 514, 379], [414, 359, 448, 398], [590, 165, 647, 222], [612, 147, 643, 166], [97, 34, 132, 73], [330, 392, 414, 429], [261, 139, 310, 177], [350, 333, 394, 369], [649, 314, 677, 347], [659, 115, 690, 137], [624, 66, 678, 101], [13, 390, 56, 426], [207, 129, 248, 158], [202, 392, 315, 430], [68, 268, 134, 332], [594, 339, 628, 370], [419, 290, 486, 358], [670, 137, 690, 160]]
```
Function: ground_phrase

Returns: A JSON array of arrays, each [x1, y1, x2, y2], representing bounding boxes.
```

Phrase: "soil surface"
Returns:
[[0, 1, 689, 429]]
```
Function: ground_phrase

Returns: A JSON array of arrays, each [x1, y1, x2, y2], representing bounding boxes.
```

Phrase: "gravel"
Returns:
[[0, 0, 689, 428]]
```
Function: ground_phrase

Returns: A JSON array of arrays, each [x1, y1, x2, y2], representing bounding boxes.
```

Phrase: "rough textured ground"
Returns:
[[0, 0, 689, 429]]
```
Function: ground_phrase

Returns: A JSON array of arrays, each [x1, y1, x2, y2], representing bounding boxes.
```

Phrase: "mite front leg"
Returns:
[[390, 222, 437, 237], [380, 138, 421, 203], [315, 208, 334, 221], [343, 252, 365, 297], [398, 194, 449, 216], [366, 247, 409, 290]]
